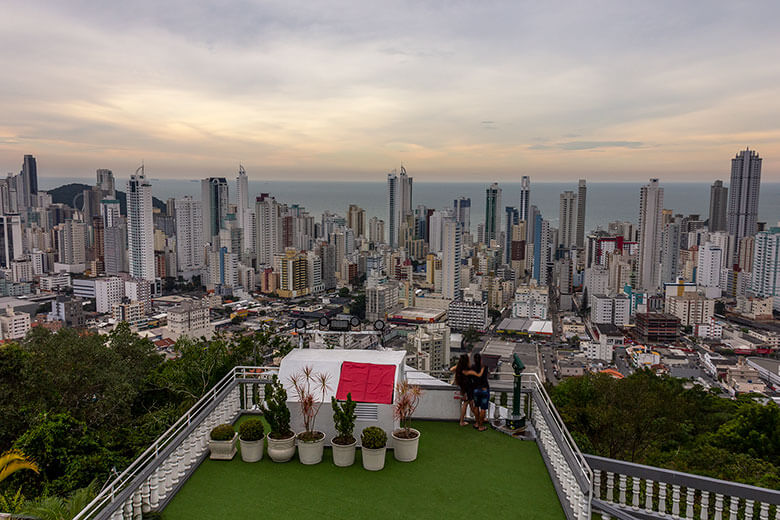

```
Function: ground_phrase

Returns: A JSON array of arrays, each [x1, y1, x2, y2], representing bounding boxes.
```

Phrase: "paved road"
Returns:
[[613, 347, 634, 376]]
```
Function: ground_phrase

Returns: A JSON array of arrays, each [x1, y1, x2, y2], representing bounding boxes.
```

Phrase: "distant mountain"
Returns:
[[47, 183, 166, 214]]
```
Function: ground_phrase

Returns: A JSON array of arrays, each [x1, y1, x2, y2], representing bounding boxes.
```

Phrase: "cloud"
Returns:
[[559, 141, 645, 150], [0, 1, 779, 181]]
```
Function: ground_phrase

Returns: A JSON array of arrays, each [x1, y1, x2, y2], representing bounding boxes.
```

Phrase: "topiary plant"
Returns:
[[361, 426, 387, 449], [332, 393, 357, 445], [210, 424, 235, 441], [238, 418, 265, 442], [261, 375, 293, 439]]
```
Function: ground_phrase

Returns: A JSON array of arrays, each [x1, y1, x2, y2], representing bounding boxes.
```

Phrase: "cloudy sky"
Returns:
[[1, 1, 779, 181]]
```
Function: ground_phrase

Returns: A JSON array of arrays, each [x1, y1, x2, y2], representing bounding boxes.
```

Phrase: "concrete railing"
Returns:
[[73, 367, 277, 520], [587, 454, 780, 520]]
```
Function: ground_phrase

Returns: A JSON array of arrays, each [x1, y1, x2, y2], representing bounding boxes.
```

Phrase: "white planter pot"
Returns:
[[297, 431, 325, 465], [392, 428, 420, 462], [209, 432, 238, 460], [267, 434, 296, 463], [240, 437, 264, 463], [331, 439, 356, 467], [361, 446, 386, 471]]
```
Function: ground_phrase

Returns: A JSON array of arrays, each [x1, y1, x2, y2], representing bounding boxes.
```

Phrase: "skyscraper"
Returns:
[[387, 166, 413, 248], [175, 196, 204, 275], [519, 176, 530, 223], [504, 207, 519, 264], [201, 177, 229, 246], [708, 180, 728, 232], [558, 191, 577, 249], [255, 194, 282, 266], [127, 167, 155, 281], [347, 204, 366, 238], [453, 197, 471, 233], [660, 218, 681, 284], [96, 169, 115, 198], [236, 165, 249, 237], [576, 179, 587, 248], [751, 228, 780, 310], [484, 183, 502, 244], [638, 179, 664, 291], [727, 148, 761, 256], [21, 155, 37, 207], [441, 219, 462, 300]]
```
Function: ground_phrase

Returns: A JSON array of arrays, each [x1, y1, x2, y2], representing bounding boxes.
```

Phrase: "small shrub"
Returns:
[[238, 419, 265, 441], [361, 426, 387, 449], [210, 424, 235, 441], [332, 393, 357, 444], [500, 392, 508, 407]]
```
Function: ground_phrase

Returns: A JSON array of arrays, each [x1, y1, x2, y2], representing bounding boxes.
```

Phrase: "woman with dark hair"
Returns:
[[450, 354, 472, 426], [464, 352, 490, 431]]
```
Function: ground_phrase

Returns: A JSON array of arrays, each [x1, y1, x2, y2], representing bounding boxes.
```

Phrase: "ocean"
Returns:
[[39, 177, 780, 235]]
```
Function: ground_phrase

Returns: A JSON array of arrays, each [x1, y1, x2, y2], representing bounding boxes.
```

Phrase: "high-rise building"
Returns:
[[201, 177, 229, 246], [236, 166, 249, 249], [441, 219, 462, 299], [347, 204, 366, 238], [533, 215, 552, 285], [255, 194, 282, 266], [708, 180, 728, 232], [387, 166, 412, 248], [504, 207, 519, 264], [484, 183, 502, 244], [0, 214, 23, 268], [96, 168, 115, 198], [558, 190, 577, 249], [453, 197, 471, 233], [21, 155, 37, 207], [127, 167, 155, 281], [576, 179, 587, 248], [697, 242, 723, 294], [519, 176, 530, 223], [57, 219, 86, 265], [751, 228, 780, 310], [368, 216, 385, 244], [638, 179, 664, 291], [175, 196, 204, 276], [660, 219, 681, 284], [727, 149, 761, 257]]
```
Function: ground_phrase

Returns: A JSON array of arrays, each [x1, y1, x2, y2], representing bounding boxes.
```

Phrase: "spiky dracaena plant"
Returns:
[[0, 449, 39, 484], [393, 380, 422, 438], [288, 365, 332, 442]]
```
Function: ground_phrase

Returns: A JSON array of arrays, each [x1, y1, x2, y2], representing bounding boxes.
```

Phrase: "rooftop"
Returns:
[[163, 419, 565, 520]]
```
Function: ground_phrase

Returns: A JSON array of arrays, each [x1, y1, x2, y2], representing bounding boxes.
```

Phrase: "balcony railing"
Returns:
[[587, 454, 780, 520]]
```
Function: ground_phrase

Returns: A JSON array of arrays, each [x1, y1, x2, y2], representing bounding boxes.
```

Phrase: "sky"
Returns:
[[1, 1, 779, 182]]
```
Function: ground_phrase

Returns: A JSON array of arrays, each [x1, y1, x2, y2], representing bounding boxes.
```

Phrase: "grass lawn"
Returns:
[[162, 419, 565, 519]]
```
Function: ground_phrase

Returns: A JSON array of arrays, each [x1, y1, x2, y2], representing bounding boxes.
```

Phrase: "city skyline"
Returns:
[[1, 1, 780, 181]]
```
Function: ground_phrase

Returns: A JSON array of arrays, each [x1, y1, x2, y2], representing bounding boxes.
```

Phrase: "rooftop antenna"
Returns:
[[239, 164, 246, 175]]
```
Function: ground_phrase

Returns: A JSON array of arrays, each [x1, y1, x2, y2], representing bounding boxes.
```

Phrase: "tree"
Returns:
[[350, 294, 366, 320], [462, 327, 482, 350], [21, 481, 97, 520], [338, 287, 350, 298]]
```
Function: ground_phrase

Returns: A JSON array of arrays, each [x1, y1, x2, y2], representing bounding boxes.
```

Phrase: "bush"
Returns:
[[238, 419, 264, 441], [361, 427, 387, 449], [332, 393, 357, 444], [210, 424, 235, 441]]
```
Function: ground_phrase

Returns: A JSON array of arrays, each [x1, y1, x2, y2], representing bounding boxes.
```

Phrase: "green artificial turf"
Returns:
[[162, 418, 565, 519]]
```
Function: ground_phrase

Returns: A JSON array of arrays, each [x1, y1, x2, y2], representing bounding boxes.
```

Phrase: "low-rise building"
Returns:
[[407, 322, 451, 371], [635, 312, 679, 344], [0, 306, 30, 340], [448, 298, 490, 331], [665, 292, 715, 326], [512, 282, 549, 319], [167, 299, 212, 339], [112, 300, 146, 328], [727, 365, 766, 395], [734, 295, 773, 320], [694, 318, 723, 340], [590, 294, 630, 327]]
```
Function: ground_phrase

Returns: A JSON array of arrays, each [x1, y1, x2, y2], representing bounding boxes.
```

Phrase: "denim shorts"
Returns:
[[473, 388, 490, 410]]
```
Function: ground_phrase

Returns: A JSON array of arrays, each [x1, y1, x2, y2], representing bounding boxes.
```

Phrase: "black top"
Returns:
[[473, 364, 489, 390]]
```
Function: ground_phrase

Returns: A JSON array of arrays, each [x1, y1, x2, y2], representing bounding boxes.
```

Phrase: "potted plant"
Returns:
[[288, 365, 331, 465], [209, 424, 237, 460], [331, 393, 357, 467], [261, 375, 295, 462], [360, 426, 387, 471], [238, 418, 265, 462], [391, 380, 422, 462]]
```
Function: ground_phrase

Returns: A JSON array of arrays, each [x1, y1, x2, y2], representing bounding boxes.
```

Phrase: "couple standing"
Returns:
[[450, 353, 490, 431]]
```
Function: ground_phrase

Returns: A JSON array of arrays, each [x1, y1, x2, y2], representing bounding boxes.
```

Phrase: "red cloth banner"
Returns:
[[335, 362, 396, 404]]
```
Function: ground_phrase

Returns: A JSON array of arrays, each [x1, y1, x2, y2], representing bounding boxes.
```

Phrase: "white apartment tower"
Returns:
[[126, 167, 155, 281], [638, 179, 664, 291], [751, 229, 780, 310], [441, 219, 462, 300], [175, 196, 204, 275], [558, 190, 577, 249], [387, 166, 413, 248], [255, 194, 282, 266]]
